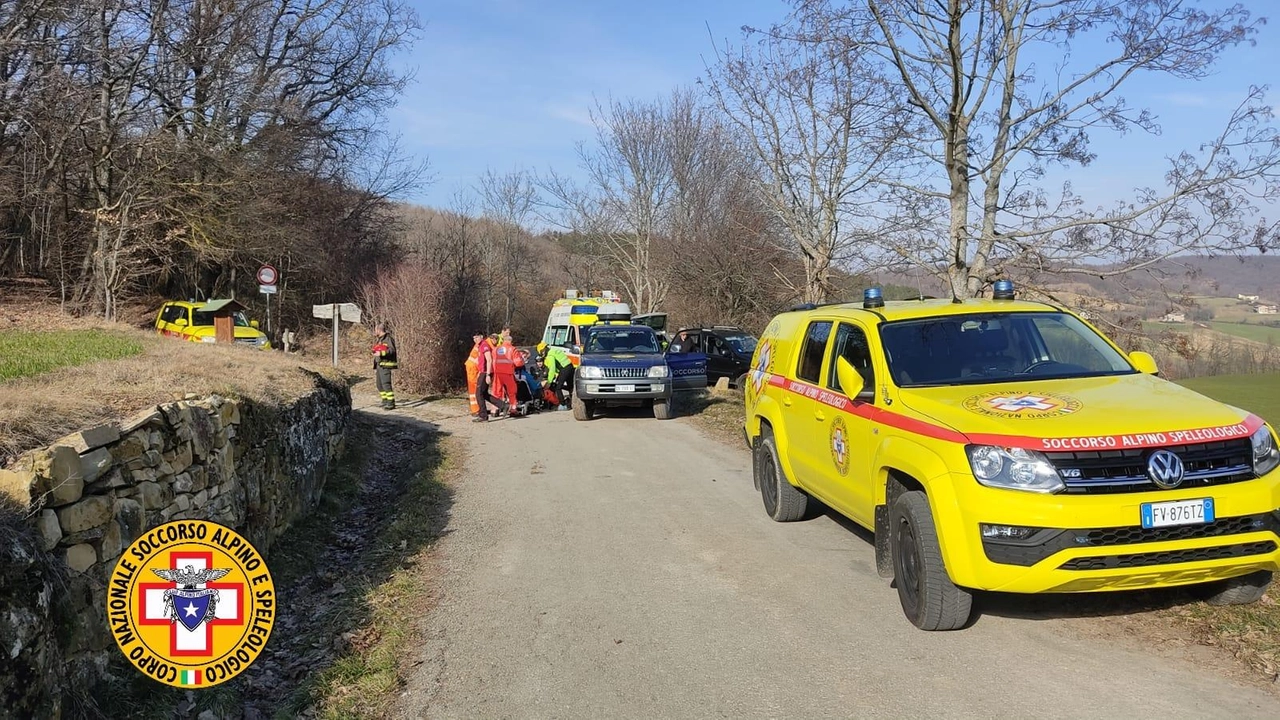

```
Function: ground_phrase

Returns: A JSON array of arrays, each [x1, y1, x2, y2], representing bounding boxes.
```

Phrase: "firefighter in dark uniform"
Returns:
[[372, 322, 398, 409]]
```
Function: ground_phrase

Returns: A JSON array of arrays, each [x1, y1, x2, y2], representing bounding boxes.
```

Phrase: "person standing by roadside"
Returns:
[[493, 331, 519, 413], [372, 322, 398, 410], [465, 334, 482, 416], [474, 330, 508, 422]]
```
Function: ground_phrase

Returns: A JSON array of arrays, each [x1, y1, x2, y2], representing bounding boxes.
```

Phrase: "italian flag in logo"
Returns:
[[179, 669, 202, 686]]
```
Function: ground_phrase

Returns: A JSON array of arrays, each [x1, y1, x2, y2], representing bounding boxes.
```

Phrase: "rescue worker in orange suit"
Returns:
[[474, 330, 509, 423], [372, 322, 397, 409], [465, 334, 481, 416], [493, 331, 519, 413]]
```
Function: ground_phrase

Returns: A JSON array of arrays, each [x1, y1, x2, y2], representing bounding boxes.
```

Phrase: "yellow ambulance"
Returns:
[[542, 290, 630, 366]]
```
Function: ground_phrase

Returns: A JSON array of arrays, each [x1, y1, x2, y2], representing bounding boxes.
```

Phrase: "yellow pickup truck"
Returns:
[[744, 282, 1279, 630], [154, 300, 270, 349]]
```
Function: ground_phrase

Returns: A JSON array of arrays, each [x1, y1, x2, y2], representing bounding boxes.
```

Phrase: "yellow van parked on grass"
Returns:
[[744, 281, 1280, 630], [154, 300, 271, 349]]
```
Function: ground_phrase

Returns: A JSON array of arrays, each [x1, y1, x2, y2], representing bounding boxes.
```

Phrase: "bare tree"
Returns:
[[477, 167, 536, 326], [794, 0, 1280, 299], [705, 12, 910, 302], [539, 96, 678, 313]]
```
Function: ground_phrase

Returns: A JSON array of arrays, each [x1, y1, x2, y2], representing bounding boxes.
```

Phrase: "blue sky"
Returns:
[[391, 0, 1280, 213]]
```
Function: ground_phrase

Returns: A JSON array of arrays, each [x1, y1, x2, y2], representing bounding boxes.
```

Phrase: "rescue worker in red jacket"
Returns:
[[372, 322, 397, 410], [473, 330, 509, 422], [493, 331, 519, 413]]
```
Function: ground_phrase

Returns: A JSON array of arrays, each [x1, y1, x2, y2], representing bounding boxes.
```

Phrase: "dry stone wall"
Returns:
[[0, 375, 350, 718]]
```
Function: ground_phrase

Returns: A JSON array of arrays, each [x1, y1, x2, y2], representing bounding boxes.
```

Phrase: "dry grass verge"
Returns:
[[269, 418, 457, 719], [682, 387, 745, 447], [0, 323, 343, 464]]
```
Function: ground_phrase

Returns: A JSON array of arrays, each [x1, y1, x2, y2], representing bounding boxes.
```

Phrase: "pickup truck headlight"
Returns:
[[966, 445, 1064, 494], [1252, 425, 1280, 475], [579, 365, 603, 379], [648, 365, 669, 378], [200, 336, 216, 344]]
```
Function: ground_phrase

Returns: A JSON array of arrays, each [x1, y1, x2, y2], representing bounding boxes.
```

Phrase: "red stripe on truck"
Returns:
[[759, 372, 1266, 451]]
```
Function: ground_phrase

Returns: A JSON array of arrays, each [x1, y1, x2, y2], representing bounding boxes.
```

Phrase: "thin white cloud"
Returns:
[[1154, 92, 1211, 107], [546, 103, 595, 128]]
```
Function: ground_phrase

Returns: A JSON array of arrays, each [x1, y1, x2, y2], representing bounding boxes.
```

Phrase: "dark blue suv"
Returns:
[[573, 324, 706, 420]]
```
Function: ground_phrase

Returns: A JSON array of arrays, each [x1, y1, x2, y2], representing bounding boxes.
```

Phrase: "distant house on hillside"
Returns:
[[1160, 311, 1186, 323], [1238, 294, 1260, 303], [1256, 304, 1278, 315]]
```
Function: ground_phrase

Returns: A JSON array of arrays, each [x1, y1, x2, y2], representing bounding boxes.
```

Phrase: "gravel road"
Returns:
[[394, 404, 1279, 719]]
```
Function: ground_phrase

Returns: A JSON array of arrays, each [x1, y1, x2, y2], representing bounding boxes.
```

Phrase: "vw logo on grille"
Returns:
[[1146, 449, 1186, 489]]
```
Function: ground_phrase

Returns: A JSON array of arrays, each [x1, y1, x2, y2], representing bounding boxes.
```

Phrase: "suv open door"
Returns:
[[665, 348, 707, 390]]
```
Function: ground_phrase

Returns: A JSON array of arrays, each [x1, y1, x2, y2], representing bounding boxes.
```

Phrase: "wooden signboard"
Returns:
[[201, 299, 248, 345]]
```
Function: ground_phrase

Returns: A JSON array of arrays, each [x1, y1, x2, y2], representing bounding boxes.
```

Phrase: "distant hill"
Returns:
[[1042, 255, 1280, 303]]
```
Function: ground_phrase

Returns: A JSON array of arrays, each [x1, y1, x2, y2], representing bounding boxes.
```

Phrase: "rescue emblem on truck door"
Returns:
[[830, 415, 850, 476]]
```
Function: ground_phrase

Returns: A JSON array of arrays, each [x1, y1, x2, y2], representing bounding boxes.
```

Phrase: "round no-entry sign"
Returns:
[[256, 264, 278, 285]]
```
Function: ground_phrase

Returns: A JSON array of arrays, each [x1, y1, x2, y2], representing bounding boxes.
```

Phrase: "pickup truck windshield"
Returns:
[[585, 327, 660, 354], [192, 310, 251, 327], [879, 312, 1135, 387]]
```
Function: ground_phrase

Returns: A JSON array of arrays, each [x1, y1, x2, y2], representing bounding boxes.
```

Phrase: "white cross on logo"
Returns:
[[833, 429, 847, 465], [140, 552, 244, 656], [986, 395, 1059, 413]]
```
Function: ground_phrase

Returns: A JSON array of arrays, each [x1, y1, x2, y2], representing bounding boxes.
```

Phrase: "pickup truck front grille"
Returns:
[[602, 367, 647, 379], [1046, 438, 1255, 494], [1059, 540, 1277, 571], [982, 512, 1280, 567]]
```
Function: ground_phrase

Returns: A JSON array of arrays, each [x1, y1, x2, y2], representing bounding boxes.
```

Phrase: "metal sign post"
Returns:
[[312, 302, 363, 368], [257, 265, 278, 342]]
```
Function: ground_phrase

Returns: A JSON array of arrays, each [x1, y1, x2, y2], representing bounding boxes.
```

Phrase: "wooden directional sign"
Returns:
[[313, 302, 363, 367], [311, 302, 361, 323]]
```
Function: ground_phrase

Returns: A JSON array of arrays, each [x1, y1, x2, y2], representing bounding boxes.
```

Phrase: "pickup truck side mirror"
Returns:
[[250, 320, 260, 329], [174, 318, 188, 328], [836, 356, 875, 401], [1129, 350, 1159, 375]]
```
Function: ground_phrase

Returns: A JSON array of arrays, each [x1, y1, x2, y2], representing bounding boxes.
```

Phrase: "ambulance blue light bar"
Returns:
[[993, 280, 1015, 300]]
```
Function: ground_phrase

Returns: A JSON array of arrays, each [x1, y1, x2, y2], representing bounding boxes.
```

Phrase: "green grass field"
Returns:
[[1177, 373, 1280, 424], [1206, 321, 1280, 345], [0, 329, 145, 381]]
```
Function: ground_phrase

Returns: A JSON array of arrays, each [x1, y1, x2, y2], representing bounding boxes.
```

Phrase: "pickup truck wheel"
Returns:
[[891, 491, 972, 631], [571, 394, 592, 421], [734, 373, 748, 390], [653, 398, 672, 420], [1198, 570, 1273, 606], [755, 435, 807, 522]]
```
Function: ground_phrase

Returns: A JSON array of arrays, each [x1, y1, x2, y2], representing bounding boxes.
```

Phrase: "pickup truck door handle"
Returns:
[[814, 410, 826, 421], [782, 397, 793, 407]]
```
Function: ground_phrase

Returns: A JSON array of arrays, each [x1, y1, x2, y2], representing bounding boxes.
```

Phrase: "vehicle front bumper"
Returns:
[[575, 378, 672, 402], [928, 468, 1280, 594]]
